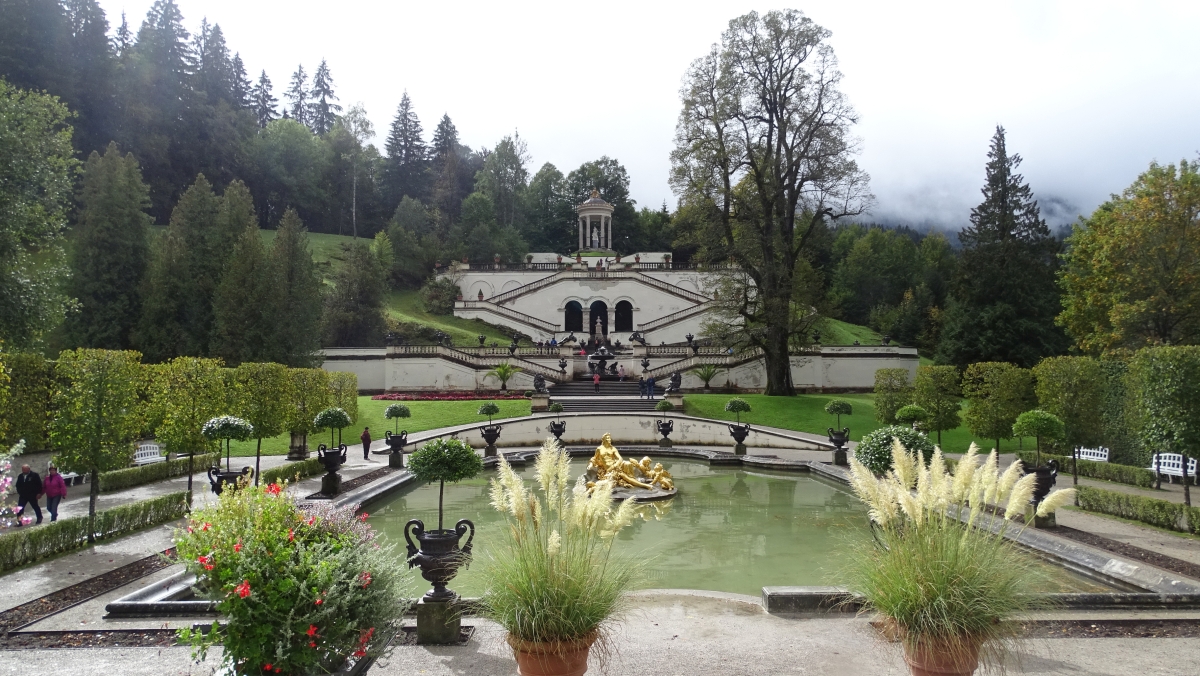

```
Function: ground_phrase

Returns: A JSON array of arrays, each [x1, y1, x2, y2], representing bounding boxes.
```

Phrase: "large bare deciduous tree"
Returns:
[[671, 9, 871, 395]]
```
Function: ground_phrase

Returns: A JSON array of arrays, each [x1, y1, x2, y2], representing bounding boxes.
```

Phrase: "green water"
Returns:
[[367, 459, 1109, 596]]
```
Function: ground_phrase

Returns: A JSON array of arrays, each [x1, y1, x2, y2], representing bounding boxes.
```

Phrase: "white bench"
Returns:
[[1076, 447, 1109, 463], [133, 441, 166, 466], [1147, 453, 1198, 483]]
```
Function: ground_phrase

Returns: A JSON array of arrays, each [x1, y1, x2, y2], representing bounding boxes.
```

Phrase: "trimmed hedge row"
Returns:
[[1076, 486, 1200, 534], [98, 453, 220, 493], [0, 490, 191, 573], [1016, 450, 1156, 488], [259, 458, 324, 486]]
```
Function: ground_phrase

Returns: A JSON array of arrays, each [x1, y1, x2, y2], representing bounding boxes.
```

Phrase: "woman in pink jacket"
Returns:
[[42, 465, 68, 522]]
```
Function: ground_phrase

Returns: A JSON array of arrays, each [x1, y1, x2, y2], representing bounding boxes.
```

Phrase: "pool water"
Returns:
[[367, 459, 1110, 596]]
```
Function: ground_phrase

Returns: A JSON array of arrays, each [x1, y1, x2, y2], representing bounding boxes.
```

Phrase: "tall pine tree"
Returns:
[[211, 222, 273, 365], [173, 174, 221, 354], [269, 209, 323, 366], [936, 126, 1067, 368], [307, 58, 340, 135], [321, 243, 387, 347], [215, 179, 256, 268], [252, 70, 277, 127], [430, 113, 463, 224], [230, 53, 250, 107], [284, 64, 308, 127], [384, 91, 427, 206], [134, 226, 192, 361], [66, 143, 151, 349]]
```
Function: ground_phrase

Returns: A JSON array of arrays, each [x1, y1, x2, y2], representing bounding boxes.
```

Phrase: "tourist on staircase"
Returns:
[[647, 376, 657, 400], [638, 375, 647, 398], [593, 371, 601, 393]]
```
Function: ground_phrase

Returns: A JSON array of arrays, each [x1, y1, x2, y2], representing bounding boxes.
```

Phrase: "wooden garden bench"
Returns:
[[133, 441, 166, 466], [1147, 453, 1197, 483], [1076, 447, 1109, 463]]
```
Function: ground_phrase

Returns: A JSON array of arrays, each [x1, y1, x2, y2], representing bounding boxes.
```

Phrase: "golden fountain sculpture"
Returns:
[[585, 433, 674, 497]]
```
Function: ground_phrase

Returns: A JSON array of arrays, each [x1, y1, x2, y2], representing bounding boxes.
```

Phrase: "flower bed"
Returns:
[[372, 391, 527, 401]]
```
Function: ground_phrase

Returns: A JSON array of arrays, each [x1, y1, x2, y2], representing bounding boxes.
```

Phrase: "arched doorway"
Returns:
[[564, 301, 583, 332], [615, 301, 633, 332], [589, 301, 608, 338]]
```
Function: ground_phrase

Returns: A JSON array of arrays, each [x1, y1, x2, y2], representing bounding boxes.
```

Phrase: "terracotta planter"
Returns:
[[508, 632, 596, 676], [903, 639, 980, 676]]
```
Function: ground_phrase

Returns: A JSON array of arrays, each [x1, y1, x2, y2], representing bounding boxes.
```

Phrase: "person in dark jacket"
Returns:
[[638, 375, 647, 398], [360, 427, 372, 461], [646, 376, 657, 400], [15, 465, 43, 525]]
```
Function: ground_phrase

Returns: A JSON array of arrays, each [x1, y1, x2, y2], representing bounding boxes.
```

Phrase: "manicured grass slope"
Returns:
[[227, 396, 531, 457], [818, 318, 882, 346], [683, 393, 1030, 453], [386, 290, 515, 346]]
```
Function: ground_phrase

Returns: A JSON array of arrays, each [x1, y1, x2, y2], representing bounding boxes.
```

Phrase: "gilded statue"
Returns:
[[586, 433, 674, 492]]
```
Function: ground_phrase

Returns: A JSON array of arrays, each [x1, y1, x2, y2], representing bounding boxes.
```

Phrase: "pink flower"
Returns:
[[201, 522, 210, 532], [235, 580, 251, 598], [287, 528, 294, 542], [359, 571, 373, 588]]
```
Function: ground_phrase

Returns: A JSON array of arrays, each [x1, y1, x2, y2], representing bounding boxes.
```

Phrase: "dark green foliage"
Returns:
[[252, 70, 277, 128], [936, 127, 1068, 368], [409, 437, 484, 530], [98, 452, 220, 492], [655, 400, 674, 412], [0, 491, 190, 573], [211, 221, 274, 365], [306, 59, 340, 135], [477, 402, 501, 423], [1076, 486, 1197, 534], [383, 91, 427, 205], [259, 457, 324, 486], [176, 174, 222, 353], [1127, 346, 1200, 502], [321, 243, 387, 347], [962, 362, 1034, 450], [824, 399, 852, 427], [66, 143, 151, 349], [419, 277, 461, 315], [522, 163, 575, 253], [873, 368, 913, 424], [1015, 451, 1155, 489], [268, 209, 323, 366], [548, 402, 564, 414], [1099, 359, 1143, 466], [133, 224, 192, 362], [854, 425, 935, 475], [1, 351, 55, 451]]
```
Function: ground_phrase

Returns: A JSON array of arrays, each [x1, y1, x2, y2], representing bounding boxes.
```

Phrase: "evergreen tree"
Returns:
[[173, 174, 221, 354], [936, 127, 1067, 368], [63, 0, 116, 155], [252, 70, 278, 128], [522, 162, 575, 252], [430, 113, 463, 223], [230, 53, 250, 107], [284, 64, 308, 127], [307, 58, 340, 135], [269, 209, 323, 366], [212, 222, 274, 365], [475, 132, 529, 228], [321, 243, 387, 347], [66, 143, 152, 349], [134, 225, 193, 361], [216, 179, 256, 266], [114, 11, 132, 57], [193, 19, 233, 103], [383, 91, 427, 205]]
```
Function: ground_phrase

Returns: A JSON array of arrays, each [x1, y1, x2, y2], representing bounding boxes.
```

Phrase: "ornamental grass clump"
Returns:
[[176, 480, 411, 675], [480, 438, 640, 661], [846, 441, 1077, 674]]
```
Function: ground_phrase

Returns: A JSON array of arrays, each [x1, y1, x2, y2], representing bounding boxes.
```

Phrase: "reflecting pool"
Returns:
[[367, 458, 1109, 596]]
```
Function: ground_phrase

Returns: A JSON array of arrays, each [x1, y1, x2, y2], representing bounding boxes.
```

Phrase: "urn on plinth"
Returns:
[[316, 443, 347, 495], [828, 427, 850, 466], [480, 425, 502, 457], [728, 423, 751, 455], [385, 430, 408, 468], [656, 419, 674, 447]]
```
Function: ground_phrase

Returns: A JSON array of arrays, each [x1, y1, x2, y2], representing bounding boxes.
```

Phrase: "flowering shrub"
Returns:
[[371, 391, 526, 401], [0, 441, 22, 528], [854, 425, 935, 475], [176, 481, 411, 674], [200, 416, 255, 442]]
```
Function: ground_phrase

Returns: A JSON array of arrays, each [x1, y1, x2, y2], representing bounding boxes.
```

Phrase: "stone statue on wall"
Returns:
[[666, 372, 682, 394], [533, 373, 547, 393]]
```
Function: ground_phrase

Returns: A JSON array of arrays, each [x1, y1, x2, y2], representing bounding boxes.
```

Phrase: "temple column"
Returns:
[[579, 218, 584, 250], [603, 217, 609, 249]]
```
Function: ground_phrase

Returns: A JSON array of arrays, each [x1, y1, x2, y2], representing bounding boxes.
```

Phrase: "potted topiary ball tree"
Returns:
[[1012, 409, 1066, 518], [405, 438, 484, 644], [547, 402, 566, 442], [200, 416, 254, 494], [384, 403, 411, 468], [478, 402, 503, 456], [314, 407, 352, 495], [725, 397, 752, 455], [824, 399, 853, 465]]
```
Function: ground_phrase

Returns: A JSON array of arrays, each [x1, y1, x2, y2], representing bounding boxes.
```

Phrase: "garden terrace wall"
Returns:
[[1016, 451, 1157, 488]]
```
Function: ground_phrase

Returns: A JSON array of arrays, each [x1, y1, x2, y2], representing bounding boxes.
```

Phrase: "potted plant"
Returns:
[[663, 253, 671, 267], [547, 402, 566, 442], [486, 361, 521, 391], [724, 397, 752, 455], [405, 438, 484, 597], [824, 399, 853, 465], [480, 439, 639, 676], [201, 415, 254, 475], [1012, 410, 1066, 515], [557, 254, 563, 264], [384, 403, 411, 469], [692, 364, 720, 391], [176, 482, 410, 674], [846, 443, 1077, 676], [854, 425, 935, 475], [314, 407, 352, 494], [478, 402, 503, 456], [526, 254, 534, 264], [895, 404, 930, 432]]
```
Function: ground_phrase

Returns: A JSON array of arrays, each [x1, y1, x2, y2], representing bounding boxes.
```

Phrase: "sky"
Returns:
[[97, 0, 1200, 230]]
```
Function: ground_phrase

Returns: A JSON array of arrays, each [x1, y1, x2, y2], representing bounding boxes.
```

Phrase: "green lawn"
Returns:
[[386, 290, 517, 346], [226, 396, 531, 457], [682, 393, 1032, 453], [818, 318, 881, 346]]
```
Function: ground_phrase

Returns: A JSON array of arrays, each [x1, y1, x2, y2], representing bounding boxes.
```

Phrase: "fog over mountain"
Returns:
[[98, 0, 1200, 230]]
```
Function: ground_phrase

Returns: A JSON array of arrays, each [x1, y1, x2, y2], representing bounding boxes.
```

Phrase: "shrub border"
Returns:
[[97, 453, 220, 493], [259, 458, 324, 486], [1076, 486, 1200, 535], [1017, 450, 1157, 489]]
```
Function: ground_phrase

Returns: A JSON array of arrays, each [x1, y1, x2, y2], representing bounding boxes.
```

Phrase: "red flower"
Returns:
[[201, 522, 211, 532], [306, 516, 316, 526], [314, 598, 323, 606], [287, 528, 294, 542], [353, 649, 366, 658], [234, 542, 242, 553], [266, 483, 282, 495], [235, 580, 251, 598], [309, 641, 317, 648], [359, 571, 373, 588], [307, 624, 319, 637], [197, 554, 213, 570], [358, 512, 369, 522], [263, 664, 271, 671]]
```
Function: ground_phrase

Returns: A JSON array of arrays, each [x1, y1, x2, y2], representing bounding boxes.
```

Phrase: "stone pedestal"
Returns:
[[1027, 505, 1057, 529], [321, 471, 341, 496], [558, 346, 575, 358], [484, 445, 497, 457], [632, 344, 648, 357], [388, 452, 404, 469], [658, 438, 673, 448], [530, 393, 550, 412], [416, 598, 461, 645], [286, 432, 309, 461], [665, 393, 684, 408], [832, 448, 848, 466], [734, 444, 747, 456]]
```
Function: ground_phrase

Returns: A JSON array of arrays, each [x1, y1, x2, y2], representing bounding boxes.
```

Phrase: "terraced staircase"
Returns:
[[548, 380, 665, 412]]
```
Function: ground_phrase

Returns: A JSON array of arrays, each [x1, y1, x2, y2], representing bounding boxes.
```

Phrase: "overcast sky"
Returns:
[[98, 0, 1200, 230]]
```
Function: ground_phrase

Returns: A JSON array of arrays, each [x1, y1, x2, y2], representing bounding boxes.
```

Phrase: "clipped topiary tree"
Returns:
[[854, 425, 935, 475], [913, 365, 961, 446], [286, 368, 331, 459], [477, 402, 501, 425], [725, 397, 752, 425], [201, 415, 255, 472], [1012, 409, 1066, 468], [962, 362, 1034, 452], [825, 399, 853, 428], [150, 356, 226, 494], [384, 403, 411, 433], [895, 404, 930, 430], [328, 371, 359, 425], [314, 407, 352, 448], [233, 362, 290, 485], [655, 399, 674, 412], [407, 438, 484, 530], [1127, 346, 1200, 504], [873, 368, 913, 424]]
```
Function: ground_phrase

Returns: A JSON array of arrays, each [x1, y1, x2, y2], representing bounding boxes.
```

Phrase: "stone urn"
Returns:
[[728, 423, 751, 455], [656, 419, 674, 447], [1020, 459, 1059, 527], [405, 518, 476, 601], [548, 420, 566, 442], [207, 466, 253, 495], [828, 427, 850, 466], [480, 424, 502, 457], [385, 430, 408, 468], [317, 443, 348, 495]]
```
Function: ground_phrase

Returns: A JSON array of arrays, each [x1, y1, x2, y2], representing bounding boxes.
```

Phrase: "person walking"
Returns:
[[593, 370, 601, 393], [360, 426, 373, 461], [647, 376, 657, 400], [42, 465, 67, 522], [618, 364, 626, 381], [638, 375, 647, 398], [14, 465, 43, 525]]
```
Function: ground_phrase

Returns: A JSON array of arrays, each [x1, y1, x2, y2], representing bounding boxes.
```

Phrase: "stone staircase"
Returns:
[[548, 380, 665, 412]]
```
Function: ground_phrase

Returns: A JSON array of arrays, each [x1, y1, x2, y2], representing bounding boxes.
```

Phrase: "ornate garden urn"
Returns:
[[728, 423, 751, 455], [548, 420, 566, 442], [656, 419, 674, 447], [828, 427, 850, 466], [207, 466, 253, 495], [317, 443, 348, 495], [405, 518, 475, 602], [385, 430, 408, 468], [480, 425, 502, 457], [1021, 458, 1059, 509]]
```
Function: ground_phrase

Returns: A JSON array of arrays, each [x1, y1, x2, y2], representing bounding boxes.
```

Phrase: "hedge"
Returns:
[[0, 490, 191, 573], [1016, 450, 1156, 489], [259, 458, 324, 486], [98, 453, 220, 493], [1076, 486, 1200, 534]]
